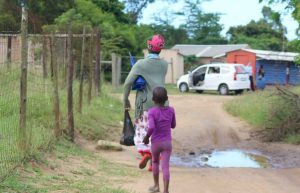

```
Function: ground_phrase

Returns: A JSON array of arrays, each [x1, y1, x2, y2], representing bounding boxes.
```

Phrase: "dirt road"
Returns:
[[100, 94, 300, 193]]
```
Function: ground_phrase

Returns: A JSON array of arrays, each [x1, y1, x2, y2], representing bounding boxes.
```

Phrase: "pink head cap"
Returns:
[[147, 34, 165, 52]]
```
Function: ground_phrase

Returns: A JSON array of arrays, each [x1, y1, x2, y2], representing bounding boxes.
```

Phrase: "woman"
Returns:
[[123, 34, 168, 171]]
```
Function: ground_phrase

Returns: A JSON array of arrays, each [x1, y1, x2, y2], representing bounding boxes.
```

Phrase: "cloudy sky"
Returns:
[[140, 0, 298, 40]]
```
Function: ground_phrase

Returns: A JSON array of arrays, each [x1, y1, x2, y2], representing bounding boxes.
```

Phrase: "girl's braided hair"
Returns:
[[152, 87, 168, 106]]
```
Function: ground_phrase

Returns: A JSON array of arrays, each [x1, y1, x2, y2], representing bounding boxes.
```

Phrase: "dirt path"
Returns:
[[96, 94, 300, 193]]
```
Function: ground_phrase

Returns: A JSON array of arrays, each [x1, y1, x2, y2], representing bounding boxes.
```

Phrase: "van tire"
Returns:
[[179, 83, 189, 92], [219, 84, 229, 95]]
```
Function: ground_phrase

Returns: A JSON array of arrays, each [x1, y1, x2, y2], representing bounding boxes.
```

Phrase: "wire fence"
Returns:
[[0, 7, 103, 180]]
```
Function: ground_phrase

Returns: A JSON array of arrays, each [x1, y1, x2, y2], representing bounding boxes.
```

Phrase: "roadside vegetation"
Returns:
[[0, 68, 134, 192], [0, 140, 135, 193], [225, 86, 300, 144]]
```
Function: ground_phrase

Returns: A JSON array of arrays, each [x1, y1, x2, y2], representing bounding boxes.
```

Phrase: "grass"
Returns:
[[0, 140, 134, 193], [284, 134, 300, 144], [225, 86, 300, 144], [0, 66, 136, 192], [224, 91, 272, 128], [0, 69, 55, 178], [75, 86, 123, 141]]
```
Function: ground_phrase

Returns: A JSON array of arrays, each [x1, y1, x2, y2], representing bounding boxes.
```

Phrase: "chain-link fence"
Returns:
[[0, 5, 102, 181], [0, 33, 23, 180], [120, 55, 144, 84]]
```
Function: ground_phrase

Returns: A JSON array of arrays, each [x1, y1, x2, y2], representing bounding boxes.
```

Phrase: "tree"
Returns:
[[227, 6, 288, 51], [91, 0, 130, 23], [262, 6, 287, 50], [122, 0, 155, 23], [227, 20, 286, 51], [260, 0, 300, 64], [148, 24, 189, 48], [260, 0, 300, 34], [0, 0, 21, 32], [262, 6, 285, 31], [0, 0, 74, 33], [182, 0, 227, 44], [122, 0, 178, 24], [52, 0, 145, 57], [287, 39, 300, 52], [0, 0, 132, 33]]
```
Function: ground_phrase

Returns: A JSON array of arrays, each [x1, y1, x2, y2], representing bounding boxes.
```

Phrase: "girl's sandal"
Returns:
[[149, 186, 160, 193]]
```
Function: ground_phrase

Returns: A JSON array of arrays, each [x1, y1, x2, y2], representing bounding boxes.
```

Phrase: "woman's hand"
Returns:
[[143, 135, 150, 145], [124, 100, 131, 111]]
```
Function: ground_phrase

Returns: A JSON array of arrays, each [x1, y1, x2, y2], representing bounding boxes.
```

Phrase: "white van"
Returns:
[[176, 63, 250, 95]]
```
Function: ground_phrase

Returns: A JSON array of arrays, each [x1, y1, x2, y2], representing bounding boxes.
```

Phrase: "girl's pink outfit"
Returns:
[[147, 106, 176, 181]]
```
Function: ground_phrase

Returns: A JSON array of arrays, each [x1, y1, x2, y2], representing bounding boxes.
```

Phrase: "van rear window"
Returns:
[[235, 65, 247, 74]]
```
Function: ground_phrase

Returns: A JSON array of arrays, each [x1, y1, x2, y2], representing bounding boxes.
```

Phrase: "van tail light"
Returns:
[[234, 72, 237, 81]]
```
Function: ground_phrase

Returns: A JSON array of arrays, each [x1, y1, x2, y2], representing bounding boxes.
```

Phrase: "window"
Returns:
[[208, 66, 220, 74], [235, 65, 247, 74], [195, 67, 207, 75]]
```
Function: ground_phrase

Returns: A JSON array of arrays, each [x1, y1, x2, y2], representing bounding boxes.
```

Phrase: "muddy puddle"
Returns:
[[170, 149, 271, 168]]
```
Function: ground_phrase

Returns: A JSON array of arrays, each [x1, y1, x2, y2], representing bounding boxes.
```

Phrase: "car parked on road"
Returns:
[[177, 63, 250, 95]]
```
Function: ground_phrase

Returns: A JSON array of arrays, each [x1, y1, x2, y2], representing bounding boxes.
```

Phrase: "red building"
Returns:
[[226, 49, 257, 79]]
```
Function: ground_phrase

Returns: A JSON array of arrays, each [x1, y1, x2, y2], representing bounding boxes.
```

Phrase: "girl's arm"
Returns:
[[171, 108, 176, 129], [143, 110, 155, 144], [147, 111, 155, 136]]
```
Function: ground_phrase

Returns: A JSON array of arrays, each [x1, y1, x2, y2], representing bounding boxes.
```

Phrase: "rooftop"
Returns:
[[244, 49, 299, 62], [214, 48, 299, 62], [172, 44, 250, 57]]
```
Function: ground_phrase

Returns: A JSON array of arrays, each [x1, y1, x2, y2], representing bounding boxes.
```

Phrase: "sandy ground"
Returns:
[[95, 94, 300, 193]]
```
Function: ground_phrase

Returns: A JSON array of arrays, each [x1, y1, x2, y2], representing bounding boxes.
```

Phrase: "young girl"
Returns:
[[143, 87, 176, 193]]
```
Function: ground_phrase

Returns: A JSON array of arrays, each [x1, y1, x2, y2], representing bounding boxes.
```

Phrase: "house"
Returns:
[[0, 34, 21, 66], [172, 44, 250, 64], [217, 49, 300, 85], [143, 49, 184, 84]]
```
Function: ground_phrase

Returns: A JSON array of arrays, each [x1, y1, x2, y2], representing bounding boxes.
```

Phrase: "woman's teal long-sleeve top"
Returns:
[[123, 57, 168, 119]]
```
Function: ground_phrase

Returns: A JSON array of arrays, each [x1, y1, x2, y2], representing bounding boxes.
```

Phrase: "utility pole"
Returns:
[[19, 0, 28, 152]]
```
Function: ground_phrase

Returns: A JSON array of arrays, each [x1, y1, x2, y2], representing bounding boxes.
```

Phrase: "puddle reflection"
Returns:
[[170, 149, 270, 168]]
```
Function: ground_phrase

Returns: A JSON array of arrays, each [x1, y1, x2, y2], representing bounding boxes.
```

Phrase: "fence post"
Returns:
[[87, 31, 94, 104], [63, 37, 68, 87], [111, 53, 117, 88], [49, 37, 54, 78], [19, 2, 28, 153], [78, 27, 86, 113], [117, 55, 121, 87], [42, 36, 48, 79], [67, 25, 75, 142], [94, 28, 101, 96], [50, 33, 61, 138], [111, 53, 121, 88], [7, 36, 12, 69]]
